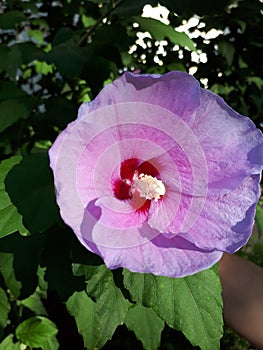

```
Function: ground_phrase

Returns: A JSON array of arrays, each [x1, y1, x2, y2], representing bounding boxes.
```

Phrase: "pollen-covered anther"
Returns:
[[130, 172, 166, 202]]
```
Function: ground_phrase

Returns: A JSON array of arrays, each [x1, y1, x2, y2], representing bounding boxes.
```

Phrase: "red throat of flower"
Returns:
[[113, 158, 165, 213]]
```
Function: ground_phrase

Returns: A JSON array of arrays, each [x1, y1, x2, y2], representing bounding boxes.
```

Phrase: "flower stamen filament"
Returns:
[[129, 171, 166, 202]]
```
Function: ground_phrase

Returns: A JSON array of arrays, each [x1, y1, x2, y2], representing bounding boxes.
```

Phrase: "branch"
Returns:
[[77, 0, 124, 47]]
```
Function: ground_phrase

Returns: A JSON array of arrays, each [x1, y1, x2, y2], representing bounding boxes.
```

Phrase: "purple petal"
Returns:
[[78, 200, 157, 249], [193, 90, 263, 194], [182, 174, 260, 253], [79, 71, 201, 124], [79, 229, 222, 278]]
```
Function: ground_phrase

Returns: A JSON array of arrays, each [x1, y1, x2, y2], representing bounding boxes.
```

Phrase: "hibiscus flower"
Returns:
[[49, 71, 263, 277]]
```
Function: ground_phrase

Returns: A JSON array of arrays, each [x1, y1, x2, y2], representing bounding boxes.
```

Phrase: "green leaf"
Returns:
[[0, 46, 10, 73], [0, 334, 20, 350], [0, 45, 22, 80], [15, 316, 58, 350], [66, 291, 101, 350], [234, 19, 247, 33], [37, 266, 48, 294], [133, 17, 196, 51], [0, 252, 21, 298], [123, 271, 157, 305], [125, 305, 164, 350], [113, 0, 158, 16], [0, 156, 27, 238], [94, 24, 129, 50], [73, 264, 131, 346], [123, 266, 223, 350], [0, 232, 45, 299], [0, 10, 26, 29], [210, 84, 235, 96], [41, 226, 85, 301], [27, 29, 45, 44], [248, 76, 263, 90], [0, 288, 10, 328], [0, 81, 27, 101], [35, 60, 53, 75], [22, 1, 39, 14], [52, 27, 77, 47], [44, 96, 76, 129], [6, 0, 16, 9], [81, 47, 115, 95], [0, 99, 30, 134], [81, 15, 96, 28], [5, 152, 59, 233], [167, 62, 187, 72], [7, 45, 23, 78], [0, 45, 22, 78], [18, 290, 47, 316], [218, 41, 235, 66], [255, 205, 263, 238], [16, 43, 45, 64], [46, 44, 86, 79]]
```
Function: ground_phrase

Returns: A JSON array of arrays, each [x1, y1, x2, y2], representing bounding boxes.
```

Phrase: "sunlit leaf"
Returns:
[[123, 266, 223, 350], [0, 156, 27, 238], [35, 60, 53, 75], [66, 291, 100, 350], [0, 288, 10, 328], [18, 290, 48, 316], [73, 264, 131, 346], [133, 17, 196, 51], [0, 252, 21, 298], [37, 266, 48, 294], [27, 29, 45, 44], [0, 334, 20, 350], [125, 305, 164, 350], [15, 316, 58, 350], [81, 15, 96, 28]]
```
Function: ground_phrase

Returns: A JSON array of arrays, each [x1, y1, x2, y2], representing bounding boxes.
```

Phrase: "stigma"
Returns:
[[130, 171, 166, 202]]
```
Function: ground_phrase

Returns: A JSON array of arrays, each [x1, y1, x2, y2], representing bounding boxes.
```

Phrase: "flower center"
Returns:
[[113, 158, 165, 213], [130, 171, 166, 202]]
